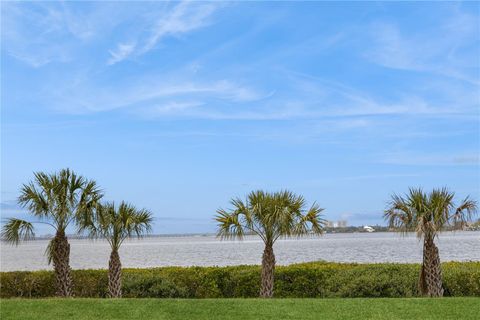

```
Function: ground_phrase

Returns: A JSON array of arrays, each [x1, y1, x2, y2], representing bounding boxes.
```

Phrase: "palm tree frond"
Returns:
[[386, 187, 477, 238], [452, 197, 478, 229], [216, 190, 325, 244], [82, 201, 153, 250], [215, 208, 247, 240], [1, 218, 35, 244]]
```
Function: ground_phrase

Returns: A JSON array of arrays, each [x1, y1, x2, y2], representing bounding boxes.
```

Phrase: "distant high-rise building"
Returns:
[[325, 220, 334, 228], [325, 220, 348, 228]]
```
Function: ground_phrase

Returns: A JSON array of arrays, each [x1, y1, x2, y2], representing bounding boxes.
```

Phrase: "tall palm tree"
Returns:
[[215, 190, 325, 298], [384, 187, 477, 297], [1, 169, 102, 297], [80, 201, 153, 298]]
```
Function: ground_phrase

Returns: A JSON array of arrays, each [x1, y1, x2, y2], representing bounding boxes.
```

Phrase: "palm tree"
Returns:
[[384, 187, 477, 297], [215, 190, 325, 298], [80, 201, 153, 298], [1, 169, 102, 297]]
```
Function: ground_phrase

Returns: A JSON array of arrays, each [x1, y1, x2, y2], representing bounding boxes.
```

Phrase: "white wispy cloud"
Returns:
[[108, 42, 136, 65], [273, 70, 475, 119], [2, 2, 68, 67], [6, 2, 477, 128], [45, 62, 478, 125], [107, 1, 221, 65], [2, 2, 126, 67], [2, 2, 217, 67], [142, 1, 218, 53], [50, 78, 264, 115], [366, 7, 480, 85]]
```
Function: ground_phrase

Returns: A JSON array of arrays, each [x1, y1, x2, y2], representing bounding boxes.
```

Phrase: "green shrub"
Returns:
[[443, 261, 480, 296], [1, 262, 478, 298]]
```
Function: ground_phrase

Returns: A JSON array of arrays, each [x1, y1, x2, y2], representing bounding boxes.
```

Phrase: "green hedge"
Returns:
[[1, 261, 479, 298]]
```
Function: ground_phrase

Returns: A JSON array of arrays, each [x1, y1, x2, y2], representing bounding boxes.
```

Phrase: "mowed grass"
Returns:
[[1, 298, 479, 320]]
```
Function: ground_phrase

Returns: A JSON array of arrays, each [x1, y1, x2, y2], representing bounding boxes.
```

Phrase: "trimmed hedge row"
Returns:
[[1, 261, 479, 298]]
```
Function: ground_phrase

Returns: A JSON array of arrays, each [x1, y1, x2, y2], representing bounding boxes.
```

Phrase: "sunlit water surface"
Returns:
[[1, 232, 478, 271]]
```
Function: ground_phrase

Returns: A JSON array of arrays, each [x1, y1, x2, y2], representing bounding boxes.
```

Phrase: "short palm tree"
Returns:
[[80, 201, 153, 298], [384, 187, 477, 297], [215, 190, 325, 298], [1, 169, 102, 297]]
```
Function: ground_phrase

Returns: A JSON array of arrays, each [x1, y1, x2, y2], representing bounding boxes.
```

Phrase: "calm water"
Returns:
[[1, 232, 479, 271]]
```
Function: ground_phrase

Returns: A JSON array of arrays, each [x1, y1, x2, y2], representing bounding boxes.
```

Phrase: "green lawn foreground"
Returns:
[[1, 298, 479, 320]]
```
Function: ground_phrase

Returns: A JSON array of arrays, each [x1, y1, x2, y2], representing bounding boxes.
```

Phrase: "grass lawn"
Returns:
[[1, 298, 479, 320]]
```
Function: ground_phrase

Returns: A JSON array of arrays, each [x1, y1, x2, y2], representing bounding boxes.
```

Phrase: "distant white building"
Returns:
[[363, 225, 375, 232]]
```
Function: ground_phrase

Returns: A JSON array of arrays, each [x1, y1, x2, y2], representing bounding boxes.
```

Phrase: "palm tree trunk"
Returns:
[[420, 236, 444, 297], [260, 243, 275, 298], [108, 249, 122, 298], [52, 231, 73, 297]]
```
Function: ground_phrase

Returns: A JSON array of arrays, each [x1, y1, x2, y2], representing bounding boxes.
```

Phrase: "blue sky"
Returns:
[[1, 1, 479, 234]]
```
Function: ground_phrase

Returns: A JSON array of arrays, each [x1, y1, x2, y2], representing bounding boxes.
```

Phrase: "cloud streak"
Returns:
[[107, 1, 221, 65], [2, 2, 222, 67], [50, 78, 265, 115], [45, 63, 478, 126], [2, 2, 117, 67], [108, 42, 136, 65], [366, 7, 480, 85]]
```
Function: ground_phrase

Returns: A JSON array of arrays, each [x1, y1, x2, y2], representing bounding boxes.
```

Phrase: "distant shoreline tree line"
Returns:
[[8, 222, 480, 241], [2, 169, 478, 299]]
